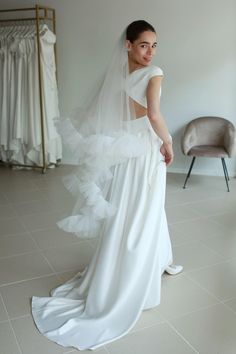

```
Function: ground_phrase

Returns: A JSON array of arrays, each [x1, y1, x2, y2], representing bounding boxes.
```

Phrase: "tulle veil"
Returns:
[[56, 31, 149, 238]]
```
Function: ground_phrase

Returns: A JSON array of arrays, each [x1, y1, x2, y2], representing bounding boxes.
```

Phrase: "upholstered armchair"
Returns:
[[181, 116, 236, 192]]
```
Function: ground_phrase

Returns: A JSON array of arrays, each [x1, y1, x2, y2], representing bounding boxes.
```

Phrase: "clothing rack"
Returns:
[[0, 5, 57, 173]]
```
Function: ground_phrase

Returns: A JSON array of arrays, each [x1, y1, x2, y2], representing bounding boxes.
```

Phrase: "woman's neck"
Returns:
[[128, 58, 145, 74]]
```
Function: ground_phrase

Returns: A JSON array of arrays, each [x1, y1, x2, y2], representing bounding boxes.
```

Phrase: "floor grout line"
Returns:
[[185, 257, 236, 275], [0, 292, 23, 354], [164, 302, 221, 323], [38, 251, 62, 277], [166, 319, 200, 353], [221, 301, 236, 316], [0, 272, 56, 288], [0, 168, 236, 353], [0, 248, 41, 260]]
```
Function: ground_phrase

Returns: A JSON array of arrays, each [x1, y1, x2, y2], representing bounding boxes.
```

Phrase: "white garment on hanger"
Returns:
[[0, 24, 62, 165], [27, 27, 62, 164]]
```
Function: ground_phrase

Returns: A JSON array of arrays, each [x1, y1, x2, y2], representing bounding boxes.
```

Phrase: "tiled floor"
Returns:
[[0, 164, 235, 354]]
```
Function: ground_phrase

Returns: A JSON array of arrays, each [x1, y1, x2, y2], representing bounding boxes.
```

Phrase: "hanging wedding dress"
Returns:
[[0, 24, 62, 165], [31, 33, 173, 350]]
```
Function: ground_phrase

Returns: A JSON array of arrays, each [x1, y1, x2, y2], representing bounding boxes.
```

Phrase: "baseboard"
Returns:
[[61, 157, 236, 178], [167, 166, 236, 178]]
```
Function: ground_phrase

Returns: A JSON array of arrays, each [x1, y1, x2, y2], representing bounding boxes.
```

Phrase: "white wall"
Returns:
[[1, 0, 236, 176]]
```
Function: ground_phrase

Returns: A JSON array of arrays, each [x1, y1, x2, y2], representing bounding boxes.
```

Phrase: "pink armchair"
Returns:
[[181, 116, 236, 192]]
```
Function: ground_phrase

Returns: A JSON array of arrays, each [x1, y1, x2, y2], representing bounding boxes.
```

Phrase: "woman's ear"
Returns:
[[125, 40, 131, 51]]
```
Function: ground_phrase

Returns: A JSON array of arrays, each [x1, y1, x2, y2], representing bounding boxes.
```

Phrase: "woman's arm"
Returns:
[[146, 76, 174, 166]]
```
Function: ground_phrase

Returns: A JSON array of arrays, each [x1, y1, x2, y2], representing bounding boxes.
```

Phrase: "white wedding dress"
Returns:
[[31, 65, 173, 350]]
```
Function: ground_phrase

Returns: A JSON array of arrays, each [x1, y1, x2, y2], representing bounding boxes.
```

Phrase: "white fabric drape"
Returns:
[[31, 58, 174, 349], [32, 117, 173, 351], [0, 23, 62, 165], [31, 26, 175, 349]]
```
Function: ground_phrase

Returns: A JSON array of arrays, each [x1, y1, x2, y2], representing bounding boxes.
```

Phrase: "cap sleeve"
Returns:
[[149, 66, 164, 79]]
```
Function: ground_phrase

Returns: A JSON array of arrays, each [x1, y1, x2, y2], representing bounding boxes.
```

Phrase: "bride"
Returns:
[[31, 20, 183, 351]]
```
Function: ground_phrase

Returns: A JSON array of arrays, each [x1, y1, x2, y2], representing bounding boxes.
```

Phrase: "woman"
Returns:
[[32, 20, 183, 351]]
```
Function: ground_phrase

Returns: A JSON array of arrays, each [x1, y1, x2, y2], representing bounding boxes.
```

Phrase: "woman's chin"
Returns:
[[142, 60, 152, 66]]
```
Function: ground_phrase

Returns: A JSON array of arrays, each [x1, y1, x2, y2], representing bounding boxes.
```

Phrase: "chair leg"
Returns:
[[183, 157, 196, 189], [221, 158, 230, 192], [222, 158, 230, 181]]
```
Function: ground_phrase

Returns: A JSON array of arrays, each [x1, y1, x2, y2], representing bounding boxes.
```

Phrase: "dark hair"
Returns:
[[126, 20, 156, 43]]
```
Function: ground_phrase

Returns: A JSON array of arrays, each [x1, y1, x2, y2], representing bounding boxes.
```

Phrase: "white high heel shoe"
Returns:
[[165, 264, 183, 275]]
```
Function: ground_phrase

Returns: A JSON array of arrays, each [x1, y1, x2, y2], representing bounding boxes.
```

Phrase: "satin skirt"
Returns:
[[31, 117, 173, 350]]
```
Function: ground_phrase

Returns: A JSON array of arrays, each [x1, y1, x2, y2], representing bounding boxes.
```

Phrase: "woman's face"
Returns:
[[126, 31, 157, 67]]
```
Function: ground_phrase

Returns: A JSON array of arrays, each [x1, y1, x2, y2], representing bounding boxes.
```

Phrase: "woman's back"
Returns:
[[126, 65, 163, 119]]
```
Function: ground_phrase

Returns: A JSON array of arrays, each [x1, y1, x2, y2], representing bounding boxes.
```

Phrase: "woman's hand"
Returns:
[[160, 142, 174, 166]]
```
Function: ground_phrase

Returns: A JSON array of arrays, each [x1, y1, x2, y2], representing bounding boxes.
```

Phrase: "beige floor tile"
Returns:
[[0, 170, 27, 181], [41, 187, 73, 205], [0, 321, 21, 354], [0, 178, 38, 193], [224, 297, 236, 314], [165, 184, 181, 195], [131, 308, 166, 332], [3, 189, 47, 203], [189, 197, 236, 217], [210, 212, 236, 231], [172, 241, 224, 272], [31, 228, 78, 250], [0, 233, 38, 258], [171, 304, 236, 354], [169, 217, 228, 246], [14, 199, 55, 216], [187, 259, 236, 301], [0, 252, 53, 285], [56, 270, 79, 282], [201, 232, 236, 259], [166, 173, 186, 193], [166, 204, 201, 224], [0, 205, 16, 219], [21, 210, 66, 232], [199, 219, 236, 240], [12, 315, 65, 354], [158, 274, 219, 320], [0, 191, 9, 205], [0, 275, 62, 319], [47, 197, 74, 214], [32, 176, 65, 190], [0, 294, 8, 322], [43, 242, 94, 272], [166, 188, 221, 207], [167, 172, 185, 181], [0, 217, 26, 236], [0, 167, 235, 353], [106, 322, 197, 354]]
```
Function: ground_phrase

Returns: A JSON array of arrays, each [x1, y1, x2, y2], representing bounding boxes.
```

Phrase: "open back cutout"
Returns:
[[129, 97, 147, 119]]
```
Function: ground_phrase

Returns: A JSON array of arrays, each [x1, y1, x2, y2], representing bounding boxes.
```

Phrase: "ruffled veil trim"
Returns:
[[56, 32, 149, 238], [56, 119, 149, 238]]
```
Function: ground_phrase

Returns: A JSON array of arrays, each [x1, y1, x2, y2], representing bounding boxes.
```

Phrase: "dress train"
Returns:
[[32, 117, 173, 350]]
